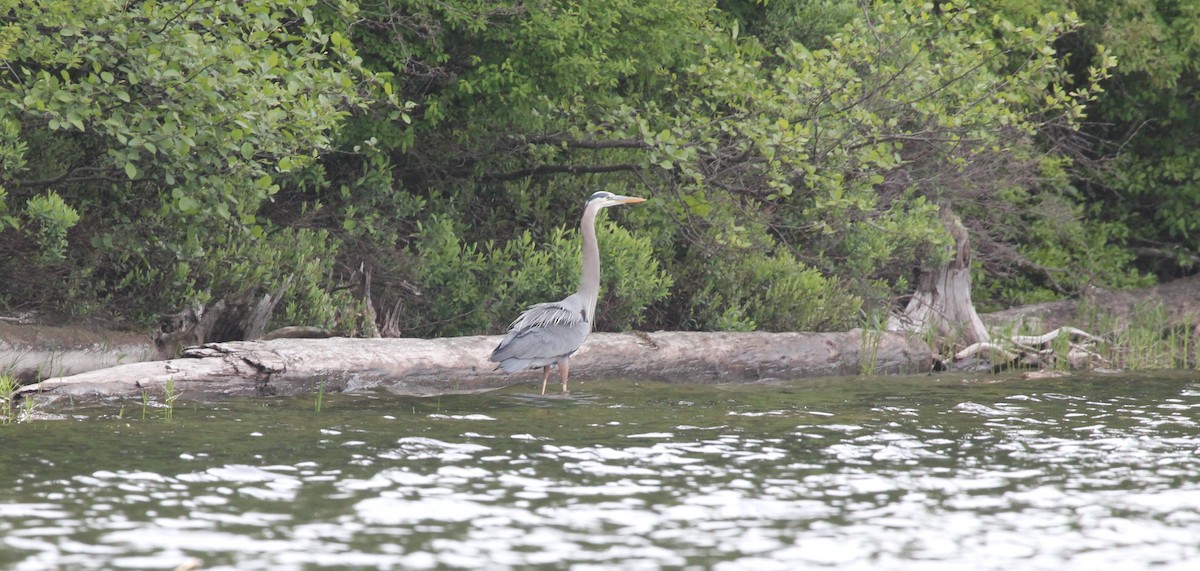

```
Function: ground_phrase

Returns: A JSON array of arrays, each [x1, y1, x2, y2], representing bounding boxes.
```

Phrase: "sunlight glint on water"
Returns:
[[1, 372, 1199, 570]]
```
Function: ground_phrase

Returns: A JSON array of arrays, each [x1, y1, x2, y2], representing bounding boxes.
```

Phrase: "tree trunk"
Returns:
[[154, 279, 293, 358], [887, 206, 989, 349], [888, 204, 1200, 370]]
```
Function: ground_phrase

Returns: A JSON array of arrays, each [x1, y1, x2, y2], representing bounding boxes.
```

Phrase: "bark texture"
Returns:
[[0, 322, 157, 384], [15, 330, 932, 403], [154, 281, 292, 358], [888, 208, 989, 347]]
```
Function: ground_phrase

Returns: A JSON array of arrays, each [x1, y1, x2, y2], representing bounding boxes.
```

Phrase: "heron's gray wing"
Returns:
[[489, 299, 591, 372], [506, 298, 587, 330]]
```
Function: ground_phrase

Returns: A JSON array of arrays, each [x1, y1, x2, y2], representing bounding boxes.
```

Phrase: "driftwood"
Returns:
[[970, 275, 1200, 370], [955, 326, 1109, 370], [154, 280, 292, 358], [886, 205, 1199, 371], [0, 322, 158, 384], [5, 271, 1197, 404], [14, 330, 932, 404]]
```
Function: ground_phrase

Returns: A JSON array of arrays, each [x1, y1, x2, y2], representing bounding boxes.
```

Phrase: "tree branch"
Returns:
[[515, 135, 648, 150], [483, 163, 642, 182], [9, 166, 125, 189]]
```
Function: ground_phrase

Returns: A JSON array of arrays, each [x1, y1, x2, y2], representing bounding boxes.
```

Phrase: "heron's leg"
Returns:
[[559, 358, 570, 394], [540, 365, 551, 395]]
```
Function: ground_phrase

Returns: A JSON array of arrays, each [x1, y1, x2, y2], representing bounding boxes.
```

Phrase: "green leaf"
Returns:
[[177, 196, 200, 214], [123, 162, 138, 179]]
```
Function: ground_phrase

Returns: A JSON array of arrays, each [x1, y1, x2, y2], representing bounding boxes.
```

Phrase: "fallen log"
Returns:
[[0, 322, 158, 384], [14, 330, 932, 404], [982, 274, 1200, 333]]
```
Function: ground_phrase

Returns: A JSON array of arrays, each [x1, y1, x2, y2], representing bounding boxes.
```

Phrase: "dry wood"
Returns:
[[882, 205, 1180, 371], [953, 326, 1110, 370], [14, 330, 932, 403], [888, 208, 990, 347], [952, 342, 1016, 363]]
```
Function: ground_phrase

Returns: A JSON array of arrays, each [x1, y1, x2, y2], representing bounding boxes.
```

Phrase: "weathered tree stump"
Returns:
[[888, 205, 1200, 370], [888, 207, 990, 355], [154, 280, 293, 358]]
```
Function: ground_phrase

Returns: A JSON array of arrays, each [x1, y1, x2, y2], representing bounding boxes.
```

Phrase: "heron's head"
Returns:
[[587, 191, 646, 208]]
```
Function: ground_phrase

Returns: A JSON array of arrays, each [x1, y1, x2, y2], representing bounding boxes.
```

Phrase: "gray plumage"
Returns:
[[489, 191, 646, 394]]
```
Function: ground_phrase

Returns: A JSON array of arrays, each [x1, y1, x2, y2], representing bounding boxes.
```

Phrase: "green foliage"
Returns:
[[0, 113, 26, 180], [3, 0, 376, 208], [406, 213, 671, 338], [0, 373, 17, 424], [583, 0, 1113, 316], [22, 191, 79, 261], [981, 0, 1200, 279], [591, 221, 674, 329], [0, 0, 1177, 340], [1074, 0, 1200, 276], [181, 227, 349, 330], [405, 215, 494, 335], [0, 0, 398, 322], [669, 225, 862, 332]]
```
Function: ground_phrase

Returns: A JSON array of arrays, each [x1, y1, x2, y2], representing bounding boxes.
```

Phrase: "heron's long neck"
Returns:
[[578, 204, 601, 321]]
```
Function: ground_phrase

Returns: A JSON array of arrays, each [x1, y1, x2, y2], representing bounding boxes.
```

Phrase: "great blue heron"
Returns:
[[489, 191, 646, 394]]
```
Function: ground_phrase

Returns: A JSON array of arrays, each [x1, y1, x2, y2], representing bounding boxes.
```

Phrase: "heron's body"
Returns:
[[489, 294, 590, 373], [489, 192, 644, 394]]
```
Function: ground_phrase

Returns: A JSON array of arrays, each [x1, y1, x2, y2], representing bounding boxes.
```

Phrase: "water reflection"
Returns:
[[1, 374, 1199, 569]]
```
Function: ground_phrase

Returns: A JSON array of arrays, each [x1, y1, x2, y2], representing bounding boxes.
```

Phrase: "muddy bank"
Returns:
[[14, 330, 931, 404]]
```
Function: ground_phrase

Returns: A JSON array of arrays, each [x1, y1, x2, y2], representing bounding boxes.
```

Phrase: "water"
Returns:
[[2, 372, 1200, 570]]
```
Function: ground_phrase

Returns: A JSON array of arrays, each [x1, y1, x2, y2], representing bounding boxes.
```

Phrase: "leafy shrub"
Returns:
[[167, 227, 349, 331], [405, 214, 671, 338], [22, 192, 80, 261], [672, 242, 862, 332]]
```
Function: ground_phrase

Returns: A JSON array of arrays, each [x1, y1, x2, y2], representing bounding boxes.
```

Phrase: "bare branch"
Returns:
[[483, 163, 642, 182], [518, 135, 648, 150]]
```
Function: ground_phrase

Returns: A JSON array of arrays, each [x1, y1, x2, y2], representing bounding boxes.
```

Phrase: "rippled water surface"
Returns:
[[3, 372, 1200, 570]]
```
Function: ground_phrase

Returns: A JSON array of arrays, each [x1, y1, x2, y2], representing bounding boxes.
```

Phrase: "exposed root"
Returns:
[[953, 342, 1015, 363], [1010, 326, 1105, 346], [953, 326, 1109, 371]]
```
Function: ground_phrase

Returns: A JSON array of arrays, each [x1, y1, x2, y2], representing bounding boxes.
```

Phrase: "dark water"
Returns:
[[2, 372, 1199, 570]]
